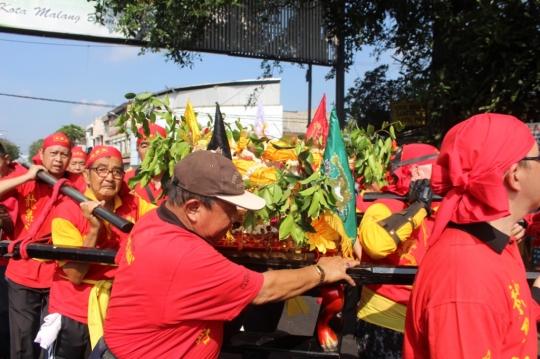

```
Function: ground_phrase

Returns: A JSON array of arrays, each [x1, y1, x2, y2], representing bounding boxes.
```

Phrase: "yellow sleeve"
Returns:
[[358, 203, 427, 260], [52, 217, 84, 267], [137, 199, 157, 219], [52, 218, 84, 247]]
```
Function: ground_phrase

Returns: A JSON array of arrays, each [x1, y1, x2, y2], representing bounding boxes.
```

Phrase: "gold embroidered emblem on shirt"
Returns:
[[196, 328, 211, 345]]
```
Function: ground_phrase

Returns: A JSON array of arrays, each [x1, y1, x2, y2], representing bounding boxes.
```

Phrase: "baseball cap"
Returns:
[[173, 151, 266, 211]]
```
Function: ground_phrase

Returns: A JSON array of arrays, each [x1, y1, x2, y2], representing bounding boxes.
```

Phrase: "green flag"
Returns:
[[321, 107, 357, 256]]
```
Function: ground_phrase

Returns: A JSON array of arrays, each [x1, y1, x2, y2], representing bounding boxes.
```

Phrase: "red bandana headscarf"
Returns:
[[382, 143, 439, 196], [42, 133, 71, 150], [71, 146, 87, 161], [429, 113, 536, 245], [86, 146, 123, 168], [32, 148, 43, 165], [137, 123, 166, 146]]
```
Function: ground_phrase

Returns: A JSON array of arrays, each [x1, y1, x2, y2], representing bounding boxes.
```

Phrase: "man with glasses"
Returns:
[[0, 133, 86, 359], [45, 145, 155, 359], [404, 114, 540, 358]]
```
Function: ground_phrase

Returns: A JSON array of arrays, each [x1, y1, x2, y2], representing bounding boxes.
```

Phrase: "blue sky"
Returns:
[[0, 32, 399, 155]]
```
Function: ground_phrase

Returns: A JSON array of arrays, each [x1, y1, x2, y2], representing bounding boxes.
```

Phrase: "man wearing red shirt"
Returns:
[[67, 146, 88, 174], [0, 133, 86, 359], [124, 123, 167, 205], [404, 114, 540, 359], [92, 150, 359, 359], [0, 142, 28, 359], [355, 144, 439, 358], [46, 146, 155, 359]]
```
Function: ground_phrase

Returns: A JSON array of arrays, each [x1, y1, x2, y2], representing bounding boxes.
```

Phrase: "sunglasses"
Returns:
[[521, 155, 540, 162]]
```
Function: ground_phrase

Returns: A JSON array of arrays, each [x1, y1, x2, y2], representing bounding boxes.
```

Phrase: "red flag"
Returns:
[[306, 94, 328, 147]]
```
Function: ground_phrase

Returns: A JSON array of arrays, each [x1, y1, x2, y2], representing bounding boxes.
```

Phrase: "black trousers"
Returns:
[[0, 266, 9, 359], [8, 279, 49, 359], [52, 316, 91, 359]]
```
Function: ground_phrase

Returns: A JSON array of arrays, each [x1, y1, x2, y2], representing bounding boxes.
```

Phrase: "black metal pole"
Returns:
[[2, 241, 538, 286], [335, 35, 346, 129], [307, 63, 313, 126], [363, 192, 443, 202], [20, 164, 134, 233]]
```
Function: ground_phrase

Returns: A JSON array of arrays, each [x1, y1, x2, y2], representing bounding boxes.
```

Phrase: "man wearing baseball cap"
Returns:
[[93, 150, 359, 359], [124, 123, 167, 205], [0, 132, 86, 359], [354, 143, 439, 358], [67, 146, 88, 175]]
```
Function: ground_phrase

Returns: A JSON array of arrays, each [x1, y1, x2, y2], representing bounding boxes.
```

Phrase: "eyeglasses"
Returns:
[[88, 167, 125, 179], [521, 155, 540, 163]]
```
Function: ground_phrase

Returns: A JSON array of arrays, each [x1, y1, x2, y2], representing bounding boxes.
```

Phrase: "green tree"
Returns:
[[28, 139, 44, 161], [345, 65, 412, 129], [95, 0, 540, 135], [0, 139, 20, 160], [56, 125, 86, 145]]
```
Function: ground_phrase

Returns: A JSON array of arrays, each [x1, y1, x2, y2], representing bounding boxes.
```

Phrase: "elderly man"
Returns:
[[404, 114, 540, 358], [91, 150, 358, 359], [354, 144, 439, 359], [124, 123, 167, 205], [67, 146, 88, 174], [45, 146, 155, 359], [0, 133, 86, 359]]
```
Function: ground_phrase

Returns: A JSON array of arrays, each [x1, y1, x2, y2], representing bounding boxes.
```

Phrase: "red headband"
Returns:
[[43, 133, 71, 149], [137, 123, 166, 146], [86, 146, 123, 168], [429, 113, 535, 245], [382, 143, 439, 196], [32, 149, 43, 165], [71, 146, 87, 161]]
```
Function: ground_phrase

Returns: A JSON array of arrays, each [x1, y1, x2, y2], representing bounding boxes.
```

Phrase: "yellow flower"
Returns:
[[311, 150, 323, 171], [306, 216, 339, 253], [263, 140, 297, 162], [231, 135, 249, 155]]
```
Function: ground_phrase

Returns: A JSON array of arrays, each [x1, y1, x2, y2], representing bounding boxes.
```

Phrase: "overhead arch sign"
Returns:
[[0, 0, 129, 42], [0, 0, 336, 65]]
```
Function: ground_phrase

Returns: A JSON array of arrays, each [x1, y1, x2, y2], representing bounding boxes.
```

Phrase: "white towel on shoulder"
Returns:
[[35, 313, 62, 349]]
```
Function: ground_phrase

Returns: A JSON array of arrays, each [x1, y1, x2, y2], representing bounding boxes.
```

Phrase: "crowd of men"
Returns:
[[1, 112, 540, 359]]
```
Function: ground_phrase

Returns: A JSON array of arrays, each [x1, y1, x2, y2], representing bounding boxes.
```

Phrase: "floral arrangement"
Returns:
[[114, 92, 402, 257]]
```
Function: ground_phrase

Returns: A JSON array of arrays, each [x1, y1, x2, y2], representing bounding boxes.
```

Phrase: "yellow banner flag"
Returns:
[[184, 99, 201, 143]]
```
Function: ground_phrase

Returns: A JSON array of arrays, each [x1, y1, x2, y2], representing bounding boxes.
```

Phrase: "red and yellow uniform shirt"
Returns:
[[124, 169, 166, 205], [104, 205, 264, 359], [48, 188, 155, 324], [5, 173, 86, 288], [357, 198, 437, 332], [404, 225, 540, 359]]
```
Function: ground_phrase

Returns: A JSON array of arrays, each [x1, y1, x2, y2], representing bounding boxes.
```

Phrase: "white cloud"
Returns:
[[17, 89, 31, 96], [107, 46, 140, 62], [71, 99, 108, 120]]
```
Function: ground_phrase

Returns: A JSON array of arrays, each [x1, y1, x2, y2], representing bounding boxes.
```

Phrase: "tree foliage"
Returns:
[[56, 125, 86, 145], [0, 139, 20, 160], [345, 65, 412, 129], [94, 0, 540, 134], [28, 139, 44, 161]]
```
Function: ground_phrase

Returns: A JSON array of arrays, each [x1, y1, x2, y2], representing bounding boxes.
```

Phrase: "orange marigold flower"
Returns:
[[306, 217, 339, 253]]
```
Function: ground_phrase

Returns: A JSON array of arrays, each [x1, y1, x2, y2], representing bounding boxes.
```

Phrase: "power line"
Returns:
[[0, 93, 117, 108], [0, 38, 126, 48]]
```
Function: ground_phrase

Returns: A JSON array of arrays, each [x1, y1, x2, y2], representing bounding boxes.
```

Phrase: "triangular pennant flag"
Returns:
[[207, 102, 232, 160], [320, 107, 357, 258], [306, 94, 329, 147], [184, 99, 201, 143], [254, 100, 267, 137], [286, 296, 310, 317]]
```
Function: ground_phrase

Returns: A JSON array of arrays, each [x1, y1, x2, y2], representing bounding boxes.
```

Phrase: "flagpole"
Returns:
[[307, 64, 312, 126]]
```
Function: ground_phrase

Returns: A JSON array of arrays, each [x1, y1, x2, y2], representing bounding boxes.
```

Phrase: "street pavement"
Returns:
[[219, 287, 360, 359]]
